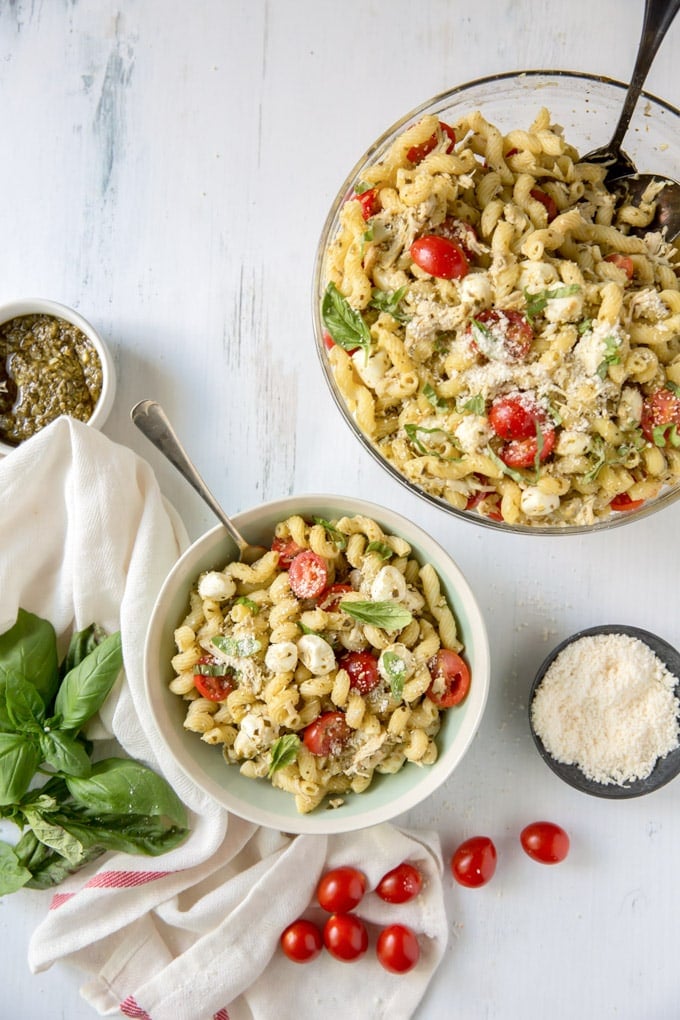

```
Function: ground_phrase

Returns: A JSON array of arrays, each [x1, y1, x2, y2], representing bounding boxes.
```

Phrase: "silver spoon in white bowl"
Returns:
[[583, 0, 680, 241], [131, 399, 267, 564]]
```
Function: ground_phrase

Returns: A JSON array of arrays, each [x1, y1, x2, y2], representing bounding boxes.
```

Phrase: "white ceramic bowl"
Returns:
[[312, 70, 680, 534], [0, 297, 115, 455], [144, 494, 490, 834]]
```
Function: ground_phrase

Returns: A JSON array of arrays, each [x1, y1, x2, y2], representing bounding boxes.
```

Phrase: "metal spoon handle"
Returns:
[[609, 0, 680, 152], [131, 399, 252, 558]]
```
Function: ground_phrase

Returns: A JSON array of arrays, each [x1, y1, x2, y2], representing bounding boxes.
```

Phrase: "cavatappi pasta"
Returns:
[[321, 108, 680, 527], [170, 514, 470, 814]]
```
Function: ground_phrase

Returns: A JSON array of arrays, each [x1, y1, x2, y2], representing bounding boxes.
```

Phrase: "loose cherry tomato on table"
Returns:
[[193, 658, 235, 702], [288, 549, 329, 598], [280, 919, 323, 963], [407, 120, 456, 163], [410, 235, 469, 280], [323, 913, 369, 961], [520, 821, 570, 864], [317, 866, 367, 913], [604, 252, 635, 280], [451, 836, 497, 887], [530, 187, 558, 222], [271, 535, 305, 568], [610, 492, 645, 512], [640, 386, 680, 446], [469, 308, 534, 362], [376, 862, 423, 904], [339, 650, 380, 694], [426, 649, 471, 708], [303, 711, 351, 756], [354, 186, 380, 220], [376, 924, 420, 974]]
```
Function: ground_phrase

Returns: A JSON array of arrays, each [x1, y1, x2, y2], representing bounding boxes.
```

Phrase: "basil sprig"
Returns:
[[0, 611, 188, 895], [321, 282, 371, 361], [268, 734, 301, 777], [339, 600, 413, 632]]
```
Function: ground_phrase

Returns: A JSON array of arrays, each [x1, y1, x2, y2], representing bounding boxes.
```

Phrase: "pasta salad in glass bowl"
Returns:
[[313, 71, 680, 533], [144, 495, 489, 834]]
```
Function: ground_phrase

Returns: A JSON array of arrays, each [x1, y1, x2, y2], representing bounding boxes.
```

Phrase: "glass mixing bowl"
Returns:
[[312, 71, 680, 535]]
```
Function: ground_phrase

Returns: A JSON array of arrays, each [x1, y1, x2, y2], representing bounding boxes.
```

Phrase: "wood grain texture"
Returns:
[[0, 1, 679, 1017]]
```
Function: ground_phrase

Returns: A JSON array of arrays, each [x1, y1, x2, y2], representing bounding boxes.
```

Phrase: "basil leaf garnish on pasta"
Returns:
[[524, 284, 580, 321], [666, 381, 680, 398], [423, 382, 449, 412], [653, 423, 680, 448], [268, 734, 301, 777], [194, 661, 232, 677], [340, 600, 412, 632], [404, 423, 460, 459], [322, 282, 371, 360], [381, 650, 407, 700], [486, 446, 525, 484], [457, 393, 485, 415], [234, 596, 259, 614], [596, 335, 621, 379], [313, 516, 347, 550], [369, 286, 409, 323], [212, 634, 261, 658], [365, 540, 393, 561]]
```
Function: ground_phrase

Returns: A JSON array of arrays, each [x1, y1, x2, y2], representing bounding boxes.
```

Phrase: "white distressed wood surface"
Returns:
[[1, 1, 679, 1017]]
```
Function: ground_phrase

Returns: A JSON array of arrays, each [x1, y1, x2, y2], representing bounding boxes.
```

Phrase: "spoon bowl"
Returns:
[[131, 400, 267, 564]]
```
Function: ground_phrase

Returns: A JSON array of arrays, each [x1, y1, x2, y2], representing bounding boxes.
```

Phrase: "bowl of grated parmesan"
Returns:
[[313, 70, 680, 532], [529, 625, 680, 797]]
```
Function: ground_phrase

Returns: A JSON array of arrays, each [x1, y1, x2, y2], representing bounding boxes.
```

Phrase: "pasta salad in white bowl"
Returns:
[[144, 495, 489, 834], [313, 71, 680, 533]]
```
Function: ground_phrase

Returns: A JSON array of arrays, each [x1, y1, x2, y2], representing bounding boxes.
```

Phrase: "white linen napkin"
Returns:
[[0, 418, 448, 1020]]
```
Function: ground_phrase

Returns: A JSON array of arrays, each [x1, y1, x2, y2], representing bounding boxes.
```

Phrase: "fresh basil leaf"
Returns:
[[0, 610, 59, 708], [486, 446, 525, 484], [0, 840, 32, 894], [380, 650, 407, 701], [193, 660, 232, 678], [667, 381, 680, 398], [321, 282, 371, 360], [596, 335, 621, 379], [4, 674, 45, 731], [404, 423, 460, 459], [24, 844, 104, 890], [313, 516, 347, 550], [339, 600, 413, 632], [422, 382, 449, 412], [297, 622, 320, 636], [66, 758, 187, 826], [653, 423, 680, 448], [54, 631, 122, 732], [354, 180, 372, 195], [212, 634, 261, 658], [54, 812, 188, 857], [0, 733, 41, 806], [369, 286, 409, 323], [22, 806, 86, 866], [365, 540, 394, 561], [457, 393, 485, 415], [524, 284, 580, 320], [268, 734, 301, 777], [60, 623, 106, 677], [39, 731, 92, 778], [234, 596, 259, 614]]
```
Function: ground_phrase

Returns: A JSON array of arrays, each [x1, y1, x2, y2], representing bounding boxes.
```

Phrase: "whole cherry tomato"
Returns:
[[280, 919, 323, 963], [530, 187, 558, 222], [451, 836, 497, 887], [426, 649, 471, 708], [288, 549, 329, 598], [520, 821, 570, 864], [407, 121, 456, 163], [317, 866, 367, 913], [610, 492, 645, 512], [376, 924, 420, 974], [271, 535, 305, 568], [303, 711, 351, 756], [469, 308, 533, 362], [640, 386, 680, 446], [323, 913, 369, 961], [376, 862, 423, 903], [339, 650, 380, 694], [604, 252, 635, 280], [410, 235, 469, 280]]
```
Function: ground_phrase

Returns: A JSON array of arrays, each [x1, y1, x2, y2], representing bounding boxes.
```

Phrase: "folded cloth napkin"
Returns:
[[0, 418, 448, 1020]]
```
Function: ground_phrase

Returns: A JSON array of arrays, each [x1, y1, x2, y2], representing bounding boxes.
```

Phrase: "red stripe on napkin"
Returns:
[[49, 892, 75, 910], [213, 1011, 230, 1020], [120, 996, 152, 1019], [85, 870, 171, 890]]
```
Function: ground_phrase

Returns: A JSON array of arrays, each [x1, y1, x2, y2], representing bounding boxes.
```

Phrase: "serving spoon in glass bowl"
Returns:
[[582, 0, 680, 241], [131, 399, 268, 564]]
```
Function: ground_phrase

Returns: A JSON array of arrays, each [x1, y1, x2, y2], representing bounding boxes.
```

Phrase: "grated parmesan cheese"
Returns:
[[531, 633, 680, 786]]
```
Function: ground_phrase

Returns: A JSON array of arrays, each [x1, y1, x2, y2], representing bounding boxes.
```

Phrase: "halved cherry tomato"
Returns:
[[288, 549, 329, 598], [530, 187, 558, 222], [272, 535, 305, 568], [376, 924, 420, 974], [376, 862, 423, 904], [303, 711, 351, 756], [339, 650, 380, 694], [354, 187, 380, 220], [604, 252, 635, 280], [469, 308, 533, 362], [410, 235, 469, 280], [502, 428, 556, 469], [640, 386, 680, 446], [451, 835, 497, 887], [193, 658, 235, 702], [610, 492, 645, 512], [318, 583, 354, 612], [426, 649, 471, 707], [280, 919, 323, 963], [520, 821, 570, 864], [323, 913, 369, 961], [407, 121, 456, 164], [317, 866, 367, 913], [488, 393, 556, 469], [434, 216, 478, 260]]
